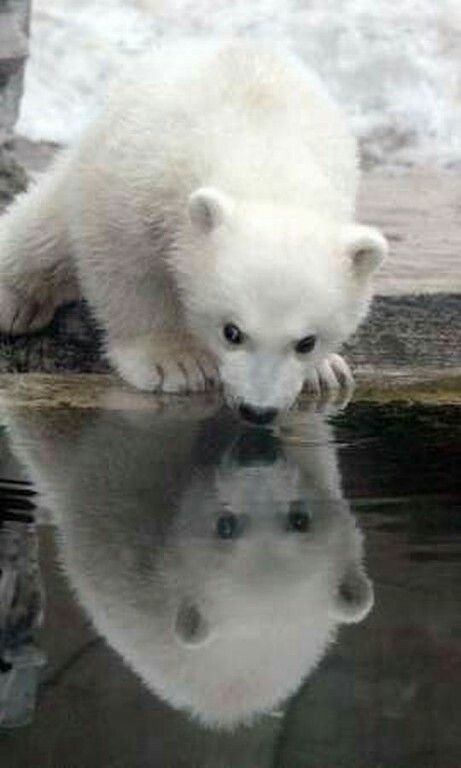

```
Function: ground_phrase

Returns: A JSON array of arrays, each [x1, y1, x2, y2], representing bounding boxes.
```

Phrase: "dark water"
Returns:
[[0, 400, 459, 768]]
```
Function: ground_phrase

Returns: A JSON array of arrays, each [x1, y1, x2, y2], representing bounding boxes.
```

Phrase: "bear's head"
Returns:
[[177, 187, 387, 419]]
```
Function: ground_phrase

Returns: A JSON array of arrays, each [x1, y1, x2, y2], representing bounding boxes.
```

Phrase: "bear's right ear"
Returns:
[[330, 564, 374, 625], [188, 187, 234, 233], [341, 224, 388, 279]]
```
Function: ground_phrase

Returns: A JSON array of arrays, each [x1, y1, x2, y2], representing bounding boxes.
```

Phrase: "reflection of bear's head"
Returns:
[[6, 406, 373, 729], [163, 428, 373, 726]]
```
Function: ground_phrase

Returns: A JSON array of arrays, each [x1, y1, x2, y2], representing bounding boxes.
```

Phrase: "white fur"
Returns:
[[6, 403, 373, 730], [0, 39, 387, 410]]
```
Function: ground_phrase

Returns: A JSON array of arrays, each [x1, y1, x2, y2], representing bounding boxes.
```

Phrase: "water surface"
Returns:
[[0, 400, 459, 767]]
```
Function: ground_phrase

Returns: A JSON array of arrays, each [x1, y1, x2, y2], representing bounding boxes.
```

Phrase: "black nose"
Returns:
[[238, 404, 278, 426]]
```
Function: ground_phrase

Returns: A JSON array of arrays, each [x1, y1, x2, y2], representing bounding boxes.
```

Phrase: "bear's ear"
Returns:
[[330, 564, 374, 624], [174, 600, 213, 648], [342, 224, 388, 279], [188, 187, 234, 233]]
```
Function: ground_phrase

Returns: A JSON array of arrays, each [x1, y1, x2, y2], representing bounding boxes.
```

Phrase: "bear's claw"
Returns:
[[304, 353, 355, 399], [0, 283, 56, 336], [109, 339, 220, 393]]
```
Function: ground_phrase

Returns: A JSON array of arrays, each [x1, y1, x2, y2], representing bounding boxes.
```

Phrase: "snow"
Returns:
[[16, 0, 461, 167]]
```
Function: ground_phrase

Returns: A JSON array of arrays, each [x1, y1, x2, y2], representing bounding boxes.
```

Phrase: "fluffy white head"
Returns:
[[180, 187, 387, 412]]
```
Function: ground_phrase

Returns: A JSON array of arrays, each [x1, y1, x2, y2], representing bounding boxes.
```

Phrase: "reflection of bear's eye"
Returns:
[[286, 501, 311, 532], [295, 335, 316, 354], [223, 323, 244, 345], [215, 513, 240, 540]]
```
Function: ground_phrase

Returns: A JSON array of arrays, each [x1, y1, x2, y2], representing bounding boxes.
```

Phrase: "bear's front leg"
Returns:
[[107, 333, 220, 393], [304, 353, 355, 397]]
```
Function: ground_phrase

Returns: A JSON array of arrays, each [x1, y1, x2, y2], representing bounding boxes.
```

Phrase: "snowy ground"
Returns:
[[17, 0, 461, 168]]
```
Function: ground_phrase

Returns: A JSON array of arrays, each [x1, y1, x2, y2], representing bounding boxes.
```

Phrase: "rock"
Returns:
[[0, 9, 28, 76], [0, 1, 31, 207], [0, 2, 31, 142]]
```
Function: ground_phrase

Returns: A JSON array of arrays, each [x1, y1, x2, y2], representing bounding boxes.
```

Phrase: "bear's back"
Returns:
[[83, 40, 358, 217]]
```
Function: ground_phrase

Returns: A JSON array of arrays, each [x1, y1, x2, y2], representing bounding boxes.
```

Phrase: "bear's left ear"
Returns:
[[330, 564, 374, 624], [341, 224, 388, 279], [188, 187, 234, 233]]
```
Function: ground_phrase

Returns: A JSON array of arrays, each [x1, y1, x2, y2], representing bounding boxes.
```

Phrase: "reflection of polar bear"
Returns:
[[0, 40, 387, 419], [7, 404, 373, 730]]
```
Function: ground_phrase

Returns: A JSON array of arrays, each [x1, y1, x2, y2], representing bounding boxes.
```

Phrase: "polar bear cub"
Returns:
[[0, 40, 387, 421]]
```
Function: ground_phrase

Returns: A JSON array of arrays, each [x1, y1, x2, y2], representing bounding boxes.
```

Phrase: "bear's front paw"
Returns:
[[109, 340, 220, 393], [304, 353, 354, 398], [0, 283, 56, 336]]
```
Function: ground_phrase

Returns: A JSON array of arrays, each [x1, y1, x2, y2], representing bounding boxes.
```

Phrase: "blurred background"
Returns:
[[16, 0, 461, 169]]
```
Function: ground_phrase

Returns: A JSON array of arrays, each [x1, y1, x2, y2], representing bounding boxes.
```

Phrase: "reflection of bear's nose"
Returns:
[[239, 404, 278, 426]]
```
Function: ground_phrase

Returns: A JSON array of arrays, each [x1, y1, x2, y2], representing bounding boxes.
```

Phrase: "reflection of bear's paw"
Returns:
[[0, 283, 56, 336], [109, 338, 220, 393], [304, 353, 354, 399]]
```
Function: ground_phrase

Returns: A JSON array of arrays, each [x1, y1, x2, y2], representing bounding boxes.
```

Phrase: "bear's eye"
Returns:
[[295, 334, 316, 354], [223, 323, 244, 346], [215, 513, 240, 540], [286, 500, 311, 533]]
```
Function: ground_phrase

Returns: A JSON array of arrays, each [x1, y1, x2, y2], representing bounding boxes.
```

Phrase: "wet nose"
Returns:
[[238, 404, 278, 426]]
